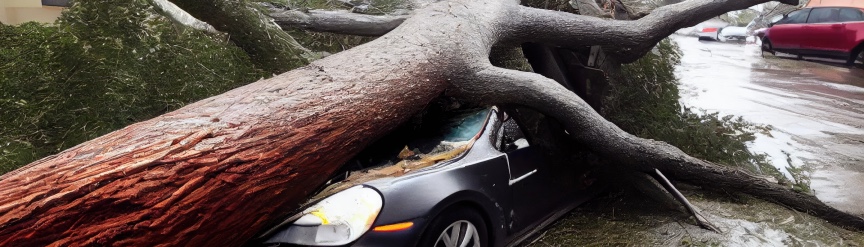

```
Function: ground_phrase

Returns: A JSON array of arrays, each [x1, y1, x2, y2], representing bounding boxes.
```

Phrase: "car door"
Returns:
[[803, 7, 844, 53], [769, 9, 811, 50], [838, 7, 864, 52], [496, 116, 558, 235]]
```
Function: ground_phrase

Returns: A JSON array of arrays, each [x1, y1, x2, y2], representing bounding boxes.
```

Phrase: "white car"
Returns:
[[718, 26, 748, 42], [692, 20, 729, 41]]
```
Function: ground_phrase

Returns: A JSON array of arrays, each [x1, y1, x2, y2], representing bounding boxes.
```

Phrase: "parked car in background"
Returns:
[[693, 20, 729, 41], [256, 105, 601, 247], [762, 5, 864, 65], [718, 26, 748, 42]]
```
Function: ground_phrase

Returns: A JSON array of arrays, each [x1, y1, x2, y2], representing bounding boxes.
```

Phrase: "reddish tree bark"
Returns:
[[0, 42, 454, 245]]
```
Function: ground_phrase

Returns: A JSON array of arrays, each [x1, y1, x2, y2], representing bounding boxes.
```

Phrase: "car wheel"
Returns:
[[847, 46, 863, 66], [419, 207, 488, 247], [761, 39, 775, 56]]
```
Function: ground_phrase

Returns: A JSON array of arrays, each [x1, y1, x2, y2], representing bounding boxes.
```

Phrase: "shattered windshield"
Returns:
[[353, 105, 490, 172], [440, 109, 491, 142], [318, 102, 491, 194]]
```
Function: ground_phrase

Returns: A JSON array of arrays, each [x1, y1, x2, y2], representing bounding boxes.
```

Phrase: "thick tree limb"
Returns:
[[267, 7, 409, 36], [506, 0, 797, 62], [168, 0, 311, 74], [449, 65, 864, 230]]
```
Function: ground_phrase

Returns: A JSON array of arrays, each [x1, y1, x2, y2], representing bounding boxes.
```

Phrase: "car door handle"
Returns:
[[831, 23, 844, 29], [508, 169, 537, 186]]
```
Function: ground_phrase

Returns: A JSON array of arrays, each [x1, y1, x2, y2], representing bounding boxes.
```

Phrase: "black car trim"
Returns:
[[773, 48, 851, 59]]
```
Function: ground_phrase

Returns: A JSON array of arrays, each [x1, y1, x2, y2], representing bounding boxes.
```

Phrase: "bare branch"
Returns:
[[653, 169, 721, 233], [506, 0, 797, 62], [149, 0, 219, 34], [266, 7, 409, 36], [449, 65, 864, 231]]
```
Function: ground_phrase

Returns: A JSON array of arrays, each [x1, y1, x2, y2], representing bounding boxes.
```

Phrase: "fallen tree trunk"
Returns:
[[0, 31, 457, 245], [1, 0, 860, 246]]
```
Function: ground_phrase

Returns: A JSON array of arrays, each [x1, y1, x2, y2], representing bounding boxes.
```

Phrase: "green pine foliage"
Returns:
[[0, 0, 264, 174]]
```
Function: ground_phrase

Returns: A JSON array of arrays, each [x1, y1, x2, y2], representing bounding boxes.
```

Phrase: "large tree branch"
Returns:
[[266, 6, 409, 36], [505, 0, 796, 62], [168, 0, 311, 74], [448, 65, 864, 230]]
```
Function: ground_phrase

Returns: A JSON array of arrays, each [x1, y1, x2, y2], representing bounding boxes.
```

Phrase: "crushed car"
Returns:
[[254, 101, 602, 247]]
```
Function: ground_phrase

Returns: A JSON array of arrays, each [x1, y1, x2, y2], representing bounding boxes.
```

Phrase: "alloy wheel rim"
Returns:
[[434, 220, 480, 247]]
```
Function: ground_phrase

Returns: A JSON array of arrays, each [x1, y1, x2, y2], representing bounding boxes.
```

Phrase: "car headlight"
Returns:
[[265, 186, 384, 246]]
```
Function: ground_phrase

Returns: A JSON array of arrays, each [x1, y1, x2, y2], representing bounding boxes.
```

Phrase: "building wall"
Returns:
[[1, 0, 65, 25]]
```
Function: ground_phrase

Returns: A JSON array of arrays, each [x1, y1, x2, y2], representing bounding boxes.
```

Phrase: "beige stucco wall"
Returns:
[[1, 0, 64, 25]]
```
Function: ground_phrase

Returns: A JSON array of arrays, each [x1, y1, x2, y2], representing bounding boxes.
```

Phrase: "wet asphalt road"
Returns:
[[673, 35, 864, 215]]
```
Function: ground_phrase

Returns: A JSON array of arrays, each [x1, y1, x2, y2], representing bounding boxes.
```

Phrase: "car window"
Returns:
[[808, 8, 840, 23], [779, 9, 810, 24], [839, 8, 864, 22]]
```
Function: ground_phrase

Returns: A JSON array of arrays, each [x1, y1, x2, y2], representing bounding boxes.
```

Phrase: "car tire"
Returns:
[[847, 45, 863, 66], [419, 207, 488, 247], [796, 54, 803, 60], [761, 38, 775, 56]]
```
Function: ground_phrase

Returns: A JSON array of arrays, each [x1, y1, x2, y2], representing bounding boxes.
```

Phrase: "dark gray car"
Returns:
[[255, 106, 601, 247]]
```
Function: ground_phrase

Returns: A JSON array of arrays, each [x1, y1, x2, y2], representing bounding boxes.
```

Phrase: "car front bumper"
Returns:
[[351, 218, 429, 246]]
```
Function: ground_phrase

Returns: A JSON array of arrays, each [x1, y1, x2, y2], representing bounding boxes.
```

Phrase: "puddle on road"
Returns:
[[671, 35, 864, 215]]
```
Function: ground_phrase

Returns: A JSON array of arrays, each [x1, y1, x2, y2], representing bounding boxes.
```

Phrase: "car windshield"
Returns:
[[323, 102, 491, 183]]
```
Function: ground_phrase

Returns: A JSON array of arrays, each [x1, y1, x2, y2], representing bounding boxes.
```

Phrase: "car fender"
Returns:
[[421, 190, 507, 247], [364, 154, 511, 246]]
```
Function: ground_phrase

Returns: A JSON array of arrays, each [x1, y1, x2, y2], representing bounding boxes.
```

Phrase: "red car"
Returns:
[[762, 6, 864, 65]]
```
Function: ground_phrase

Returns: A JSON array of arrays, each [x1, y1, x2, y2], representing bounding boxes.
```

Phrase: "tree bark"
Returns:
[[266, 6, 409, 36], [1, 0, 859, 246]]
